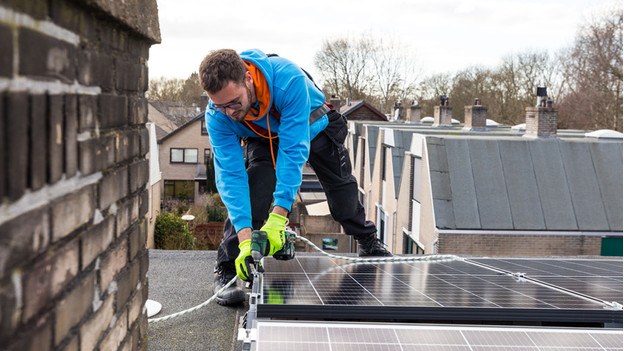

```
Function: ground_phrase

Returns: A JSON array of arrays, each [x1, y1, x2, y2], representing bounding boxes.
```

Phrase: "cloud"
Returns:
[[150, 0, 617, 79]]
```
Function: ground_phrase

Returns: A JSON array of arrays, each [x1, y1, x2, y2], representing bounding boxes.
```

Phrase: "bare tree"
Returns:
[[314, 35, 376, 101], [370, 37, 420, 114], [147, 72, 203, 106], [181, 72, 204, 106], [416, 73, 453, 117], [478, 50, 558, 125], [147, 77, 183, 102], [448, 66, 493, 122], [558, 5, 623, 131]]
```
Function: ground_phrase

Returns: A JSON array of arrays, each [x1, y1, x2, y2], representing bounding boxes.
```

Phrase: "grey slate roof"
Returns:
[[154, 123, 169, 141], [390, 130, 414, 196], [352, 122, 365, 159], [367, 126, 379, 179], [158, 113, 205, 144], [427, 136, 623, 232]]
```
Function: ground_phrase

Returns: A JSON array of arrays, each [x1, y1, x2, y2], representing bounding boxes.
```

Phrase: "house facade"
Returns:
[[158, 115, 212, 206]]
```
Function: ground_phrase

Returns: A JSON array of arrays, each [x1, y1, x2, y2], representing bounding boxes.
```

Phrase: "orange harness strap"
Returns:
[[243, 61, 276, 169]]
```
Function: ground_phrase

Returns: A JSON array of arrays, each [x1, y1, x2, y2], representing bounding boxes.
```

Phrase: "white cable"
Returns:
[[148, 234, 461, 323], [148, 276, 236, 323], [295, 234, 460, 263]]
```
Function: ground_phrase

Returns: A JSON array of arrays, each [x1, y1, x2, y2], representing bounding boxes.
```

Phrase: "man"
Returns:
[[199, 49, 391, 306]]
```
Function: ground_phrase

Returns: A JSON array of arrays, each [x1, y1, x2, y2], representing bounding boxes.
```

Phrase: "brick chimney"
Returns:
[[433, 95, 452, 126], [433, 106, 453, 126], [408, 102, 421, 122], [200, 91, 209, 111], [464, 99, 487, 130], [524, 87, 557, 138], [330, 97, 341, 113], [524, 107, 558, 138]]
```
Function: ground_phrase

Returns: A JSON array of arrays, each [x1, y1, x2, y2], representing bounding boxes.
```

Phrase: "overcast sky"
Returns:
[[149, 0, 616, 82]]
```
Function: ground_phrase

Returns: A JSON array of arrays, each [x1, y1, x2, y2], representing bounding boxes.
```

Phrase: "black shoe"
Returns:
[[358, 235, 393, 257], [214, 262, 245, 306]]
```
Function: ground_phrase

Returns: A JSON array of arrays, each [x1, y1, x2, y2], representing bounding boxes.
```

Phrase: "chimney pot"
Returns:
[[535, 87, 547, 107]]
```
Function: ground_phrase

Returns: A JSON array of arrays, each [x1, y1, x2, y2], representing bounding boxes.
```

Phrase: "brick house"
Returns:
[[158, 114, 212, 206]]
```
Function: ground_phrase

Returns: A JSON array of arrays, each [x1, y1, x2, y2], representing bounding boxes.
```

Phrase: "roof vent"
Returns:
[[512, 123, 526, 131], [486, 119, 499, 127], [585, 129, 623, 139]]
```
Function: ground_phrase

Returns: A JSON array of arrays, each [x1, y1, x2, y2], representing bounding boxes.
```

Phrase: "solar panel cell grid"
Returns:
[[592, 333, 624, 349], [252, 257, 622, 350], [255, 322, 623, 351], [471, 258, 622, 277], [261, 257, 607, 310], [471, 258, 623, 304]]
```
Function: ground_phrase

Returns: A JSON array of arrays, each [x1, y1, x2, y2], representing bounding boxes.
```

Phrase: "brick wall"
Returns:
[[438, 233, 602, 256], [346, 106, 385, 121], [0, 1, 160, 351]]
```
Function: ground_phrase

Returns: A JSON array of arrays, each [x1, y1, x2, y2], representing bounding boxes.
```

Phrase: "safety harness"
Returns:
[[241, 55, 332, 168]]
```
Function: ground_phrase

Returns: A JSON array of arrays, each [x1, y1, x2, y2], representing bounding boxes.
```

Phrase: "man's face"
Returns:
[[208, 72, 254, 122]]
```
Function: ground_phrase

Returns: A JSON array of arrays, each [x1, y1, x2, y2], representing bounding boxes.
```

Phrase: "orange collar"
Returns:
[[243, 61, 270, 121]]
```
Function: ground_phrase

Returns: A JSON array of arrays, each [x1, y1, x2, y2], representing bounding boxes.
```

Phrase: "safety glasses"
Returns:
[[209, 101, 242, 113]]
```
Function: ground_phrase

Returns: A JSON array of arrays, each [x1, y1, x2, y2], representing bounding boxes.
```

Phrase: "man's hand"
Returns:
[[235, 239, 254, 281], [261, 212, 288, 255]]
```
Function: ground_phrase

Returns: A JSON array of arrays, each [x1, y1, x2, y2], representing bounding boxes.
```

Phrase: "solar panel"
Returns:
[[470, 258, 623, 304], [258, 257, 622, 324], [253, 321, 623, 351]]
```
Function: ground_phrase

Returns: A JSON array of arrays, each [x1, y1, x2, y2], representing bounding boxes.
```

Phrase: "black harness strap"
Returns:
[[242, 103, 333, 138]]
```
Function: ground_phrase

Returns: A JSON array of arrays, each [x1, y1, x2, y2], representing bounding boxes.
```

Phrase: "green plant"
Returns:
[[211, 193, 224, 207], [207, 205, 227, 222], [205, 193, 227, 222], [175, 204, 189, 216], [154, 212, 195, 250]]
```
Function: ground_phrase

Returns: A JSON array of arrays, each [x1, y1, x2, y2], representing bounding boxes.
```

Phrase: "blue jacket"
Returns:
[[205, 49, 328, 233]]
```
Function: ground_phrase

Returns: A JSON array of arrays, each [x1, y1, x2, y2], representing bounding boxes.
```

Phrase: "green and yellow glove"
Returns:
[[261, 213, 288, 255], [235, 239, 254, 281]]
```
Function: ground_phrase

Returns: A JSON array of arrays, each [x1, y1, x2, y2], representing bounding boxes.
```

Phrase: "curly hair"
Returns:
[[198, 49, 248, 94]]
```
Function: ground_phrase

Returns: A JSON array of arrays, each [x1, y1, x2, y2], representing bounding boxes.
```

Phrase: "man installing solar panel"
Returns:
[[199, 49, 392, 306]]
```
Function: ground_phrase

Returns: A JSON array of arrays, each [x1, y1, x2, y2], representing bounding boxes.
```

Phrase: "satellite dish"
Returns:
[[181, 214, 195, 221]]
